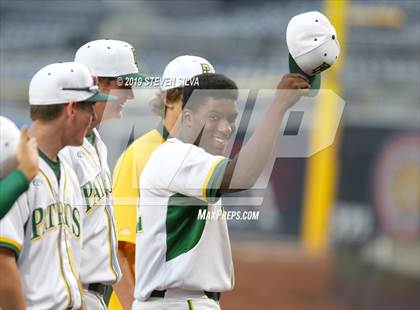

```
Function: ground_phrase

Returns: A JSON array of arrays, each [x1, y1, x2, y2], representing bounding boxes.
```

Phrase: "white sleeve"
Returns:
[[156, 143, 230, 203], [0, 193, 30, 259]]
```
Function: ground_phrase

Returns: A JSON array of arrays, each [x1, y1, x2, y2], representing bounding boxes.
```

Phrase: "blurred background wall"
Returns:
[[1, 0, 419, 309]]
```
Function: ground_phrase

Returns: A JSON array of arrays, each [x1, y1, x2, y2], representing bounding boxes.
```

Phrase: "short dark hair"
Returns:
[[30, 104, 66, 121], [30, 101, 94, 121], [182, 73, 238, 110], [149, 87, 183, 117], [97, 76, 115, 86]]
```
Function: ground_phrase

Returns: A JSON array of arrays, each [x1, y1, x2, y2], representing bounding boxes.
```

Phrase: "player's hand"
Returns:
[[275, 73, 310, 110], [17, 127, 39, 181]]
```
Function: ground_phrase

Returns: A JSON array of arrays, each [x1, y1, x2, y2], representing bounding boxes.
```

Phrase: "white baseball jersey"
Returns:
[[0, 156, 83, 310], [60, 128, 121, 285], [134, 137, 234, 301]]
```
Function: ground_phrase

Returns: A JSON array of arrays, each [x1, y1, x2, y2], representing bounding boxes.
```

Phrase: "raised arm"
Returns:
[[221, 73, 310, 191], [17, 127, 39, 182], [0, 128, 38, 219]]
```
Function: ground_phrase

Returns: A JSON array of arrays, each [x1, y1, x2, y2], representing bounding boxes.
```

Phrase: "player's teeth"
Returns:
[[214, 137, 225, 144]]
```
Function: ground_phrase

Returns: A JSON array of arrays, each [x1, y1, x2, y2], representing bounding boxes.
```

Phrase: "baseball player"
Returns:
[[60, 39, 146, 309], [0, 117, 38, 218], [132, 72, 309, 309], [0, 62, 111, 309], [110, 55, 215, 309]]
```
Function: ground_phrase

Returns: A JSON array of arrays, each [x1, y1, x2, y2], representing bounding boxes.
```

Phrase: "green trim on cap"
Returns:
[[288, 54, 321, 91], [85, 91, 118, 102]]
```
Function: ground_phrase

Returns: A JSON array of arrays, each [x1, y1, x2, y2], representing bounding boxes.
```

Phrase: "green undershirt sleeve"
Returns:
[[0, 169, 29, 219]]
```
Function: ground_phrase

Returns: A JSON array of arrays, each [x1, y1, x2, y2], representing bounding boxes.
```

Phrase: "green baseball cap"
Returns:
[[29, 62, 118, 105], [84, 88, 118, 102], [75, 39, 151, 86], [288, 54, 321, 91], [286, 11, 341, 93]]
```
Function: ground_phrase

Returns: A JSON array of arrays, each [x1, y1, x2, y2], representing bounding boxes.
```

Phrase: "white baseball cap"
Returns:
[[75, 39, 148, 81], [0, 116, 20, 179], [29, 62, 116, 105], [161, 55, 215, 91], [287, 11, 340, 90]]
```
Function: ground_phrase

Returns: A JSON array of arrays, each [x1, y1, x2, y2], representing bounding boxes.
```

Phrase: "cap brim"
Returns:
[[85, 91, 118, 102], [289, 54, 321, 92]]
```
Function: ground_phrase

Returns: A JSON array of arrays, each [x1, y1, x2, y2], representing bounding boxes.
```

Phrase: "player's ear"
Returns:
[[163, 91, 177, 111], [165, 100, 175, 110], [64, 101, 78, 118], [183, 109, 194, 127]]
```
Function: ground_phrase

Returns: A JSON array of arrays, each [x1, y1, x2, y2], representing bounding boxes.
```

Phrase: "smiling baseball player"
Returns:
[[60, 39, 146, 309], [0, 62, 111, 309], [132, 72, 310, 309], [110, 55, 215, 309]]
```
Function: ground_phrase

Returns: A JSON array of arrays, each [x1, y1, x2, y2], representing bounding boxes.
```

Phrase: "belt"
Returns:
[[88, 283, 108, 296], [150, 290, 221, 301]]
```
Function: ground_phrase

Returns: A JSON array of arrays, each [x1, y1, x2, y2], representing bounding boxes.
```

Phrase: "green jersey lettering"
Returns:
[[72, 208, 81, 238], [32, 208, 44, 240]]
